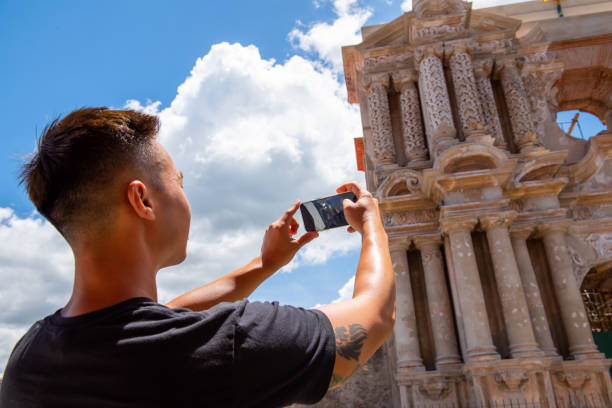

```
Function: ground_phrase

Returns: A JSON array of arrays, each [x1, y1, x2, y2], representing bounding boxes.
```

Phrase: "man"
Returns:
[[0, 107, 395, 407]]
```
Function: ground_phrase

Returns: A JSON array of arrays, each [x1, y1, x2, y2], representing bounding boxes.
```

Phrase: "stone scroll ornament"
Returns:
[[365, 74, 396, 165], [415, 46, 457, 159], [392, 71, 428, 162], [445, 42, 491, 143], [473, 59, 507, 149], [498, 59, 545, 154]]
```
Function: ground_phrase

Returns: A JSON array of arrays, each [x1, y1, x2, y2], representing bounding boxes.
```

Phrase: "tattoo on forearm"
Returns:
[[330, 373, 343, 388], [334, 324, 367, 361]]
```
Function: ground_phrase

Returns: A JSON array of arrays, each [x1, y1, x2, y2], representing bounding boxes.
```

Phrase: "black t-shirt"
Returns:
[[0, 298, 336, 408]]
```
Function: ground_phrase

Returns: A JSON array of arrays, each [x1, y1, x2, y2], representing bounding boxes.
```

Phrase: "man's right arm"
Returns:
[[315, 182, 396, 389]]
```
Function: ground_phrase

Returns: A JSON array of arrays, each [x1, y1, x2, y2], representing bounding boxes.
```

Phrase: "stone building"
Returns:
[[298, 0, 612, 406]]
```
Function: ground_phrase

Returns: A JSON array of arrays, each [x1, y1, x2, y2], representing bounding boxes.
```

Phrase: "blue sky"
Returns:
[[0, 0, 607, 373]]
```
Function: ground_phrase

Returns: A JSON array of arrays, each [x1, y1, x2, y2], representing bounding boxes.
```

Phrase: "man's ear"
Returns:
[[126, 181, 156, 221]]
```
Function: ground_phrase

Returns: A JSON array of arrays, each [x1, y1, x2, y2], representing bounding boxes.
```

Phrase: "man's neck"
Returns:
[[61, 235, 158, 317]]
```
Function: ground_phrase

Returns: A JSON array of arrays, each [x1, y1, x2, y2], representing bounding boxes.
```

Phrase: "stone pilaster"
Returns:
[[473, 59, 507, 149], [538, 221, 603, 360], [415, 236, 462, 369], [390, 245, 425, 371], [510, 226, 560, 359], [444, 41, 492, 145], [365, 73, 396, 166], [441, 218, 500, 362], [480, 213, 543, 359], [415, 45, 457, 159], [497, 59, 544, 155], [392, 71, 428, 163]]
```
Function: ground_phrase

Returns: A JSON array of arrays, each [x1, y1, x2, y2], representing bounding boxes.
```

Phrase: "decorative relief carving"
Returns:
[[473, 39, 513, 54], [585, 233, 612, 258], [446, 44, 488, 139], [556, 371, 591, 390], [365, 54, 413, 72], [498, 60, 544, 153], [365, 77, 396, 165], [416, 24, 465, 39], [418, 381, 451, 400], [521, 68, 563, 142], [377, 169, 422, 197], [494, 371, 529, 392], [398, 79, 428, 161], [474, 59, 506, 148], [417, 49, 457, 157], [383, 209, 439, 226]]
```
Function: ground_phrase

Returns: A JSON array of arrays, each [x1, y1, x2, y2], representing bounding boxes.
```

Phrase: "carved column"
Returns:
[[498, 59, 544, 154], [480, 213, 543, 358], [390, 245, 425, 371], [441, 218, 499, 362], [473, 59, 507, 149], [365, 74, 396, 166], [415, 45, 457, 159], [392, 71, 428, 162], [538, 221, 602, 360], [445, 41, 492, 145], [415, 236, 461, 368], [510, 226, 560, 359]]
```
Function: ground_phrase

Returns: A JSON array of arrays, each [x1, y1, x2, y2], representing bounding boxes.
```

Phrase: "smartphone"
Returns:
[[300, 192, 358, 232]]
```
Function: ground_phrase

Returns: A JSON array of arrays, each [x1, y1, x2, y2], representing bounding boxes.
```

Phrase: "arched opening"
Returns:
[[556, 110, 606, 140]]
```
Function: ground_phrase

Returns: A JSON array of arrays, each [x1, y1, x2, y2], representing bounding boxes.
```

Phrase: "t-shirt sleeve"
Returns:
[[232, 301, 336, 408]]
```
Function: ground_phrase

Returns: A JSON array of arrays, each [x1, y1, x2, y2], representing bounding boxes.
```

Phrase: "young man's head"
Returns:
[[20, 107, 191, 268]]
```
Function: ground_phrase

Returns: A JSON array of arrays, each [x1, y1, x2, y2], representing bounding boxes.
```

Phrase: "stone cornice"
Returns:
[[509, 224, 536, 240], [413, 233, 443, 249], [536, 219, 572, 236]]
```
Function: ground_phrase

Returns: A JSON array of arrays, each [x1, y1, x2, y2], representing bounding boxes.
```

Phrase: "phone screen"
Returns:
[[300, 192, 358, 232]]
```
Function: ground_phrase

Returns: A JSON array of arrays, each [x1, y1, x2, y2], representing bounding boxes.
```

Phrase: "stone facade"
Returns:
[[301, 0, 612, 406]]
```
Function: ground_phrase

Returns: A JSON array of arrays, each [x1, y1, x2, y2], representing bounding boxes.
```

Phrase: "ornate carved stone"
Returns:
[[392, 71, 429, 162], [418, 381, 451, 400], [416, 46, 457, 158], [494, 370, 529, 392], [474, 59, 507, 148], [365, 74, 396, 166], [445, 41, 492, 144], [521, 63, 563, 143], [556, 371, 591, 390], [497, 59, 545, 154], [382, 209, 438, 226], [585, 232, 612, 258]]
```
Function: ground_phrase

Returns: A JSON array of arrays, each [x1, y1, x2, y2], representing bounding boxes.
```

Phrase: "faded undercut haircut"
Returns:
[[20, 107, 160, 240]]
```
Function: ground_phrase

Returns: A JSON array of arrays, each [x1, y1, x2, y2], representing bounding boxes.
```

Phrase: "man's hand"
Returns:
[[336, 182, 381, 235], [261, 200, 319, 273]]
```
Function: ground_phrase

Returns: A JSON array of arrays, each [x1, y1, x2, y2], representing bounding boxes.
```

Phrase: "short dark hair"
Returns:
[[20, 107, 160, 239]]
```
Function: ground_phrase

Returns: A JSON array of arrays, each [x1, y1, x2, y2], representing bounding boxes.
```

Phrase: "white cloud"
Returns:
[[333, 274, 355, 303], [129, 42, 365, 304], [289, 0, 372, 72], [401, 0, 412, 11], [0, 208, 73, 372]]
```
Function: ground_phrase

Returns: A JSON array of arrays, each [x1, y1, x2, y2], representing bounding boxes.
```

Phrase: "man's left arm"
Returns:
[[166, 201, 318, 311]]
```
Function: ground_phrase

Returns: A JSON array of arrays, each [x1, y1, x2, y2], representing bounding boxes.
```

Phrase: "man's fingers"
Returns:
[[280, 200, 301, 223], [336, 182, 367, 198], [296, 231, 319, 247]]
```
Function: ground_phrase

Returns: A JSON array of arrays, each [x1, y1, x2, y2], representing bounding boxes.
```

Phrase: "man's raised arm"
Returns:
[[315, 182, 396, 389], [166, 201, 318, 311]]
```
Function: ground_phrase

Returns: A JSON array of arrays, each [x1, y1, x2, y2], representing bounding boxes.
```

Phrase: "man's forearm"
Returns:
[[353, 218, 395, 323], [165, 256, 274, 311]]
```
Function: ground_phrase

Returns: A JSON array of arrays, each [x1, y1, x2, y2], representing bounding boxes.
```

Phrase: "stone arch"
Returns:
[[376, 169, 422, 198], [433, 143, 509, 174]]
